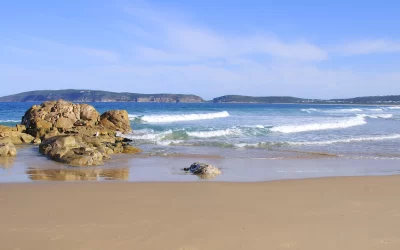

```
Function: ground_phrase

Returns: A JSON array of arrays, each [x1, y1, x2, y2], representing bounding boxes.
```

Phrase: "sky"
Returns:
[[1, 0, 400, 100]]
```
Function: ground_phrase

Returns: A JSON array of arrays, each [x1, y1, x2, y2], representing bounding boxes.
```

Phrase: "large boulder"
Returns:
[[100, 110, 131, 133], [22, 100, 100, 138], [39, 135, 106, 166], [0, 137, 17, 157], [39, 134, 141, 166]]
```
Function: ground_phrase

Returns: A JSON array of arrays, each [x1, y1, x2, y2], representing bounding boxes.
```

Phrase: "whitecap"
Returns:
[[270, 116, 366, 133], [129, 111, 230, 123], [187, 128, 241, 138]]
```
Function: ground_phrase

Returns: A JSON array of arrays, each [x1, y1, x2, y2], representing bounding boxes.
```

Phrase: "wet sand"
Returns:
[[1, 176, 400, 250], [2, 146, 400, 183]]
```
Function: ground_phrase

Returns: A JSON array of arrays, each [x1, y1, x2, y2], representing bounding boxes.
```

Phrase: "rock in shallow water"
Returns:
[[184, 162, 221, 178], [0, 137, 17, 157]]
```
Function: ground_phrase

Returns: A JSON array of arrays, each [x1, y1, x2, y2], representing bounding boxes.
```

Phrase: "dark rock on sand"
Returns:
[[184, 162, 221, 178]]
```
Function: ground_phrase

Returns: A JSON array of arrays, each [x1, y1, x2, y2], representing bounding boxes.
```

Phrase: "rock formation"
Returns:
[[0, 125, 37, 144], [100, 110, 131, 133], [21, 100, 101, 138], [18, 99, 141, 166]]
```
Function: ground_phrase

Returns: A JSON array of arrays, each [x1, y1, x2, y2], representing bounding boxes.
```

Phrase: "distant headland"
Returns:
[[0, 90, 399, 105]]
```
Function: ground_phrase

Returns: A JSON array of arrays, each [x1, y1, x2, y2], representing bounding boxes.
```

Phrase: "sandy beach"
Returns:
[[1, 176, 400, 250]]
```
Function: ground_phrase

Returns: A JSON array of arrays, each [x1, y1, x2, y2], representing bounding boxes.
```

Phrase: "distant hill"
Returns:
[[0, 90, 204, 103], [1, 90, 400, 105], [212, 95, 316, 103], [213, 95, 400, 105]]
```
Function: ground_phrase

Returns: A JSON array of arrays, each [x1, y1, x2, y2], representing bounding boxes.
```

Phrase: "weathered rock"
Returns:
[[38, 134, 141, 166], [16, 124, 26, 132], [122, 145, 143, 154], [19, 100, 142, 166], [0, 137, 17, 157], [39, 135, 107, 166], [22, 100, 100, 138], [184, 162, 221, 178], [0, 125, 35, 144], [100, 110, 131, 133]]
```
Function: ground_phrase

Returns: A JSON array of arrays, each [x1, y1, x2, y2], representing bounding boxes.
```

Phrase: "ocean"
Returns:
[[1, 102, 400, 160]]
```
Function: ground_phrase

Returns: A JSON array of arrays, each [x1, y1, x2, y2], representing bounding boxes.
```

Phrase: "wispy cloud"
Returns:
[[124, 3, 328, 62], [337, 39, 400, 56]]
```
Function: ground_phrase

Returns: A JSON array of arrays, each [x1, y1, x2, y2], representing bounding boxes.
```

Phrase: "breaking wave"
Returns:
[[270, 116, 367, 133], [129, 111, 230, 123], [187, 129, 241, 138], [357, 114, 393, 119]]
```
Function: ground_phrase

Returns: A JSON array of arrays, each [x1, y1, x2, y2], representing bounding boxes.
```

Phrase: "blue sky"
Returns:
[[1, 0, 400, 99]]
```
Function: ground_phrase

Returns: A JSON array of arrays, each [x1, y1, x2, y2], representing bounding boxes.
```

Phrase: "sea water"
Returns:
[[1, 102, 400, 160]]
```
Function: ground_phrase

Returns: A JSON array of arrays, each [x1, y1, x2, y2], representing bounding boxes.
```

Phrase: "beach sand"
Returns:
[[1, 176, 400, 250]]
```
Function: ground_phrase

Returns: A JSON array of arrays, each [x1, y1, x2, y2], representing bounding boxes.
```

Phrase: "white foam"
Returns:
[[300, 108, 319, 113], [187, 128, 241, 138], [328, 108, 363, 113], [387, 106, 400, 110], [124, 129, 172, 141], [0, 120, 20, 123], [129, 111, 230, 123], [270, 116, 366, 133], [301, 108, 363, 113], [357, 114, 393, 119], [289, 134, 400, 145]]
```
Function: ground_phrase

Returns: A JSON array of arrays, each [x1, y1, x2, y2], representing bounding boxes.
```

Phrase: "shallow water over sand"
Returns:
[[1, 146, 400, 183]]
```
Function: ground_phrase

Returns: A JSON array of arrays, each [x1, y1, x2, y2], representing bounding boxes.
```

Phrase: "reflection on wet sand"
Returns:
[[27, 168, 129, 181], [0, 157, 15, 169]]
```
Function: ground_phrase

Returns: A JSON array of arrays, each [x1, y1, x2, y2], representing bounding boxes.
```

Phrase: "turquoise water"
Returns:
[[1, 102, 400, 159]]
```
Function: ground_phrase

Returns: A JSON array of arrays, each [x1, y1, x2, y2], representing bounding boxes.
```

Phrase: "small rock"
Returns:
[[184, 162, 221, 178]]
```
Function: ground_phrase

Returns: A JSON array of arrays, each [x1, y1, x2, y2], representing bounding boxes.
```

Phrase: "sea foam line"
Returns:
[[289, 134, 400, 145], [187, 128, 241, 138], [129, 111, 230, 123], [270, 116, 366, 133], [0, 119, 20, 123]]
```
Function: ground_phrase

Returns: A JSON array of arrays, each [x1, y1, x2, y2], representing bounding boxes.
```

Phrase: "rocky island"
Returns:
[[0, 89, 204, 103]]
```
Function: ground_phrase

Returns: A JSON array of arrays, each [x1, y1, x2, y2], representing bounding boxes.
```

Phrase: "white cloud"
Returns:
[[337, 39, 400, 55], [125, 4, 328, 62]]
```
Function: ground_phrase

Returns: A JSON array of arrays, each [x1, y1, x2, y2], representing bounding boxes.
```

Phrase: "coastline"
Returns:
[[2, 146, 400, 183], [2, 176, 400, 250]]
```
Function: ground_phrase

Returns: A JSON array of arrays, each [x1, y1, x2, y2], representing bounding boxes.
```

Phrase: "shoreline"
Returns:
[[2, 145, 400, 183], [2, 175, 400, 249]]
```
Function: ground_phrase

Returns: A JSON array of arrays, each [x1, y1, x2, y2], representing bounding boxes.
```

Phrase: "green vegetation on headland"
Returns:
[[0, 89, 204, 103], [0, 90, 400, 104]]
